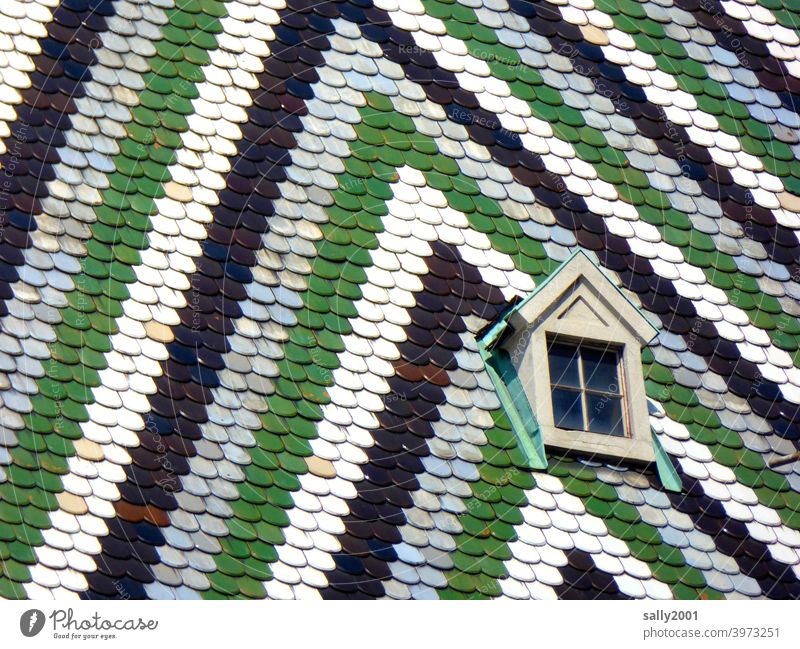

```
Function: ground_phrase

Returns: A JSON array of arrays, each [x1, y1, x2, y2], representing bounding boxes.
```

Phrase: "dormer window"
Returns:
[[477, 251, 680, 490]]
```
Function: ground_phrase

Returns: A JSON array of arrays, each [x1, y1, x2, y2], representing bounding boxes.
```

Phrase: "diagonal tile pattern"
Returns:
[[0, 0, 799, 600]]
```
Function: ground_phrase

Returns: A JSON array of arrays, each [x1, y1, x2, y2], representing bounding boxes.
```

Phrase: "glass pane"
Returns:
[[547, 342, 581, 388], [581, 347, 620, 394], [586, 394, 625, 436], [552, 388, 585, 430]]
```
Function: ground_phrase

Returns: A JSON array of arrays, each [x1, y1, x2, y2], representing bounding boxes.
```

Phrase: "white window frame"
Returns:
[[546, 337, 628, 437]]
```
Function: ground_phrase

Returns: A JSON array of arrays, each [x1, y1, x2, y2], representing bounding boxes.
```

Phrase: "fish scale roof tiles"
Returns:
[[0, 0, 798, 601]]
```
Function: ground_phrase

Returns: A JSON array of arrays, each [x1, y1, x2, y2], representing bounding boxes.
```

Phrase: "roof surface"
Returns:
[[0, 0, 799, 601]]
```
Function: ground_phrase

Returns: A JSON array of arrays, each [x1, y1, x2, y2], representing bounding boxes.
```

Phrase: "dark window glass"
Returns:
[[548, 340, 626, 436], [585, 394, 625, 437], [581, 347, 620, 394], [552, 388, 584, 431], [547, 343, 581, 388]]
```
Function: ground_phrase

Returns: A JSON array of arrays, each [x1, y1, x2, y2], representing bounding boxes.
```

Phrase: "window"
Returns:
[[477, 250, 681, 491], [548, 340, 626, 437]]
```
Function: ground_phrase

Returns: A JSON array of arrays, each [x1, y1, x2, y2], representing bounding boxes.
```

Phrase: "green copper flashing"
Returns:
[[477, 342, 547, 470], [653, 430, 682, 493]]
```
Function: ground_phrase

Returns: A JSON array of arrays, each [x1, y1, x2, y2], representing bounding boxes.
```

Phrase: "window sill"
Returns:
[[542, 426, 656, 464]]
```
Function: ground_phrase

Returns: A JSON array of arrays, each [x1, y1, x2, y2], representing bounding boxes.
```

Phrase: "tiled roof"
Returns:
[[0, 0, 799, 601]]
